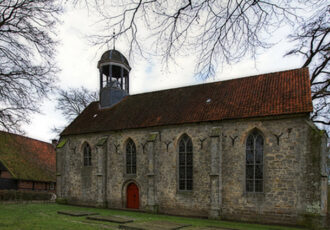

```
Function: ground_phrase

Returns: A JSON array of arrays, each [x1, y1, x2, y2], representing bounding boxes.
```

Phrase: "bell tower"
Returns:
[[97, 49, 131, 108]]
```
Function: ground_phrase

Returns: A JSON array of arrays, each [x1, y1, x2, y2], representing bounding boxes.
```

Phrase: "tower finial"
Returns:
[[113, 29, 116, 50]]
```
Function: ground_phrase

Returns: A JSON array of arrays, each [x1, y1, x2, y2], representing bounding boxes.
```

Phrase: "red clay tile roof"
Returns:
[[0, 131, 56, 182], [61, 68, 313, 136]]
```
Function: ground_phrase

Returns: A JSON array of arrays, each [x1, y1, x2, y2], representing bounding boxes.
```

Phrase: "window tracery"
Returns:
[[246, 130, 264, 192], [83, 143, 92, 166], [179, 134, 193, 190], [126, 139, 136, 174]]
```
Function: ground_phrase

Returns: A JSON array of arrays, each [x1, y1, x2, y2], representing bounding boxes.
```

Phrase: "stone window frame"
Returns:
[[83, 142, 92, 167], [245, 129, 264, 193], [177, 133, 193, 192], [125, 138, 137, 175]]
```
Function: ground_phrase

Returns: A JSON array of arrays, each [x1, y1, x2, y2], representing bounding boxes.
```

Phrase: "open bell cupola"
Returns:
[[97, 49, 131, 108]]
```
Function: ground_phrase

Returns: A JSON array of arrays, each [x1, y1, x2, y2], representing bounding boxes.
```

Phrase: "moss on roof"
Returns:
[[56, 139, 67, 148], [96, 137, 107, 146], [0, 131, 56, 182], [147, 132, 158, 142]]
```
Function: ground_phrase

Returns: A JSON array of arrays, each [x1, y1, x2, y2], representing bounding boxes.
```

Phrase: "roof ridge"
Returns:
[[83, 67, 308, 107], [61, 67, 311, 136], [128, 67, 308, 97], [0, 130, 52, 147]]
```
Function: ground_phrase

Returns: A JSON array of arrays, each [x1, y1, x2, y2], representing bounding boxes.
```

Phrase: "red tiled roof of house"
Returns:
[[61, 68, 313, 136], [0, 131, 56, 182]]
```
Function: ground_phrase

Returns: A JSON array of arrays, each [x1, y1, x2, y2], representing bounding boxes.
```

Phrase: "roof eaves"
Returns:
[[61, 112, 311, 137], [0, 158, 16, 179]]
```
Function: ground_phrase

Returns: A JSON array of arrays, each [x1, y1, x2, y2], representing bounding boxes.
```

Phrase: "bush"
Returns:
[[0, 190, 53, 201], [55, 198, 67, 204]]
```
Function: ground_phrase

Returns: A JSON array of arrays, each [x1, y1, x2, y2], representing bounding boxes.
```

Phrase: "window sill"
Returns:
[[176, 190, 193, 195], [82, 166, 93, 170], [243, 192, 265, 200], [244, 191, 264, 195], [124, 174, 137, 179]]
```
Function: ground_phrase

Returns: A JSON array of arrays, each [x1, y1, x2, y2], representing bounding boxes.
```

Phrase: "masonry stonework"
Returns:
[[57, 115, 327, 225]]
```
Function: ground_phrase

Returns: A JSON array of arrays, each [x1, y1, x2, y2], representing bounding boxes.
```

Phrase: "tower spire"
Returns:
[[113, 29, 116, 50], [98, 48, 131, 108]]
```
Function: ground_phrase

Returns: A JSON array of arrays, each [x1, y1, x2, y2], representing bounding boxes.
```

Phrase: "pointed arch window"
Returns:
[[83, 143, 92, 166], [126, 139, 136, 174], [179, 134, 193, 190], [246, 130, 264, 192]]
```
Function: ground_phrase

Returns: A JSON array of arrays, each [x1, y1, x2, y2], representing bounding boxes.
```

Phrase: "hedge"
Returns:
[[0, 190, 53, 201], [55, 198, 68, 204]]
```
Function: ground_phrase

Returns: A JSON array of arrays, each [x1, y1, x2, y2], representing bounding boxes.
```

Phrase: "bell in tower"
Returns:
[[97, 49, 131, 108]]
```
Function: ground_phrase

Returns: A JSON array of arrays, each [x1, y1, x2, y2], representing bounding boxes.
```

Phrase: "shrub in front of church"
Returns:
[[0, 190, 52, 201], [55, 197, 67, 204]]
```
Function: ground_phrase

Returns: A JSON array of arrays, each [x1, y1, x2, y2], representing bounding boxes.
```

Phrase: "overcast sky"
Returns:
[[23, 4, 305, 143]]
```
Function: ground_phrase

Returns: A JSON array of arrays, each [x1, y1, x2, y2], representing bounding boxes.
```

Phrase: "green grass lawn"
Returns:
[[0, 203, 304, 230]]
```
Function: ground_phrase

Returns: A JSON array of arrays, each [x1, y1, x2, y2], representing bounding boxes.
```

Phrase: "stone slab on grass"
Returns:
[[87, 215, 134, 224], [57, 210, 99, 217], [182, 227, 238, 230], [119, 220, 191, 230]]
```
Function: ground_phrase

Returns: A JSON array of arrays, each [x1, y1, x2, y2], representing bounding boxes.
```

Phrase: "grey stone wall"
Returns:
[[56, 115, 327, 225]]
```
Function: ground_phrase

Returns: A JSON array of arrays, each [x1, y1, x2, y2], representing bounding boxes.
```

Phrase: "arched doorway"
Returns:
[[126, 182, 139, 209]]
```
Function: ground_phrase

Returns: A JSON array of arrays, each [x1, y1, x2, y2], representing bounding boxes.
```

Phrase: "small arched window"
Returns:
[[126, 139, 136, 174], [83, 143, 92, 166], [179, 134, 193, 190], [246, 130, 264, 192]]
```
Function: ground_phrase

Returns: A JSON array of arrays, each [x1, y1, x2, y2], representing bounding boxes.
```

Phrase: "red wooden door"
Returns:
[[127, 183, 139, 209]]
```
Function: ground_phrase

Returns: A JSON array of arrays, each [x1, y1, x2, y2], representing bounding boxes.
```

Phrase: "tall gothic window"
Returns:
[[126, 139, 136, 174], [246, 130, 264, 192], [83, 143, 92, 166], [179, 134, 193, 190]]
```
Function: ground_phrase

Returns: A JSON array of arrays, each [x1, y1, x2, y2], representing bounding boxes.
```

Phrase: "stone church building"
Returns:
[[56, 49, 328, 225]]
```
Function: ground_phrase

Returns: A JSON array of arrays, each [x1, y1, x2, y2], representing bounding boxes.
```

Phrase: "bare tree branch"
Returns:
[[53, 87, 98, 135], [286, 4, 329, 132], [313, 120, 330, 126], [0, 0, 61, 133], [56, 87, 98, 122], [73, 1, 329, 133], [74, 0, 303, 79]]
